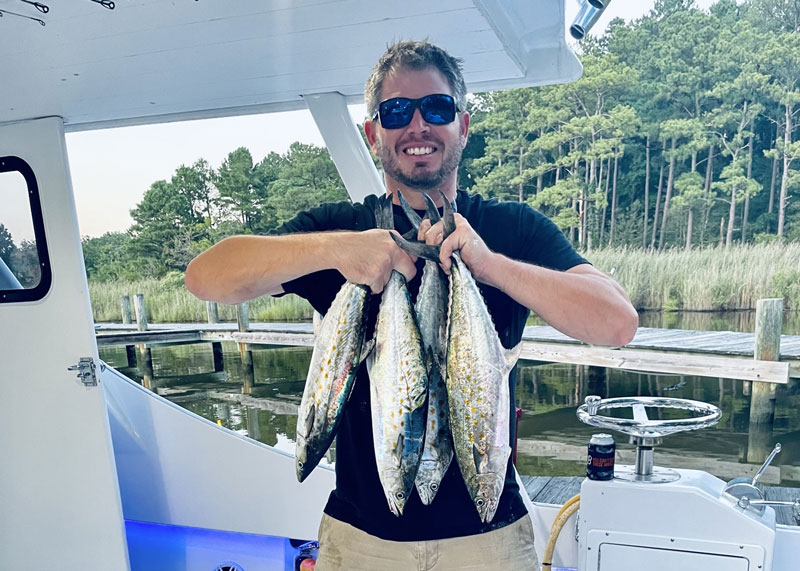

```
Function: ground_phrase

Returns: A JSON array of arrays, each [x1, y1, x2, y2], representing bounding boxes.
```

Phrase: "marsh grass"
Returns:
[[89, 272, 314, 323], [89, 243, 800, 321], [588, 242, 800, 311]]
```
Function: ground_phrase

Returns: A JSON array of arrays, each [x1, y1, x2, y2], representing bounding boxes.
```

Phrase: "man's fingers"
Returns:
[[396, 256, 418, 283], [417, 219, 432, 241]]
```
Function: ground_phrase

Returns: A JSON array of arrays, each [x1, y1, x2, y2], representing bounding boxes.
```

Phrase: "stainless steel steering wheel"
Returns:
[[577, 395, 722, 481], [577, 395, 721, 439]]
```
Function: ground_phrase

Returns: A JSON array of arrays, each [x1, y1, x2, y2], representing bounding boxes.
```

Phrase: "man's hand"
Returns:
[[331, 229, 418, 294], [416, 213, 495, 282]]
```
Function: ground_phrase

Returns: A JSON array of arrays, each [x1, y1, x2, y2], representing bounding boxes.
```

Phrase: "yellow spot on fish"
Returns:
[[478, 433, 485, 440], [480, 412, 486, 418], [471, 407, 477, 413]]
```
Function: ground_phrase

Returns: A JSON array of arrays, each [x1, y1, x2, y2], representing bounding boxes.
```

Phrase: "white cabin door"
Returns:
[[0, 118, 130, 570]]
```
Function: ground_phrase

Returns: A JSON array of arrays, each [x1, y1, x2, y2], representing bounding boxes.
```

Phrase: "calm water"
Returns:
[[99, 310, 800, 486]]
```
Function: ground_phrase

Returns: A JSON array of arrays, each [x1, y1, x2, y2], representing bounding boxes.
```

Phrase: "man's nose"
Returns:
[[406, 108, 431, 132]]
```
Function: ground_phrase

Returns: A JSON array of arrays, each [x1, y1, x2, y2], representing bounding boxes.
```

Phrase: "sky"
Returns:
[[4, 0, 717, 241]]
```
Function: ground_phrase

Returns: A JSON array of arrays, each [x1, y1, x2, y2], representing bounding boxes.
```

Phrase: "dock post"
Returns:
[[120, 295, 132, 324], [747, 298, 783, 462], [241, 344, 255, 394], [139, 346, 155, 391], [125, 345, 137, 368], [236, 302, 249, 332], [206, 301, 219, 324], [212, 342, 224, 372], [134, 293, 149, 332]]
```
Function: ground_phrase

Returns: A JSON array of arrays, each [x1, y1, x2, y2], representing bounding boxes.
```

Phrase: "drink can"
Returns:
[[587, 433, 615, 480]]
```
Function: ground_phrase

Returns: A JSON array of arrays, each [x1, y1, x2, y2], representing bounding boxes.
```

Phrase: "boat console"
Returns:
[[552, 395, 800, 571]]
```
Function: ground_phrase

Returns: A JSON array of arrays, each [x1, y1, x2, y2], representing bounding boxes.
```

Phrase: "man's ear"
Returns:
[[459, 111, 470, 149], [364, 118, 379, 150]]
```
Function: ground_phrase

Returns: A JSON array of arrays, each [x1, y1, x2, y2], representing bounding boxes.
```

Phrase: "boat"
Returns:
[[1, 1, 798, 569]]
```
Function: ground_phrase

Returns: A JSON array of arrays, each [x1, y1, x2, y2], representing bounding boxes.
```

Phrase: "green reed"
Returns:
[[586, 242, 800, 311], [89, 242, 800, 321], [89, 272, 314, 323]]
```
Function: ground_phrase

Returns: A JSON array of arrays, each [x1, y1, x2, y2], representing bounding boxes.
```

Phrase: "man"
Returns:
[[186, 40, 638, 570]]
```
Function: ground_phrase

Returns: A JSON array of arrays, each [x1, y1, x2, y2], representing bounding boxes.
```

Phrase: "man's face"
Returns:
[[366, 67, 469, 192]]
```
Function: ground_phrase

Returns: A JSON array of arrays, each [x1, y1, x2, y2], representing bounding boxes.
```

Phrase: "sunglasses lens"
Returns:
[[377, 94, 457, 129], [421, 94, 456, 124], [379, 98, 414, 129]]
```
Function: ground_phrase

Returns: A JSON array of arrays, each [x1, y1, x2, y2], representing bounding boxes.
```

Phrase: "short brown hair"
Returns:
[[365, 40, 467, 120]]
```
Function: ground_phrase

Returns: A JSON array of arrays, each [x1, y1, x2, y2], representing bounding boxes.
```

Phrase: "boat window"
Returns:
[[0, 156, 51, 303]]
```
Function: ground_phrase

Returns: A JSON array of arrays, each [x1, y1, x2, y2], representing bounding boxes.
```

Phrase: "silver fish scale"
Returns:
[[369, 271, 428, 516], [295, 282, 368, 482], [446, 253, 513, 523], [414, 259, 453, 505]]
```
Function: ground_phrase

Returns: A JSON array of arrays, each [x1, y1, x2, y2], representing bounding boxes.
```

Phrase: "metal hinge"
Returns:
[[68, 357, 98, 387]]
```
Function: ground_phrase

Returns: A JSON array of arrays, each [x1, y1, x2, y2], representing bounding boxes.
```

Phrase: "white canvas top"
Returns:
[[0, 0, 581, 131]]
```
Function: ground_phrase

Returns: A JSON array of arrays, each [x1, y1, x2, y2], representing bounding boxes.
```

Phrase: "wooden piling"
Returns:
[[241, 343, 255, 394], [236, 302, 249, 332], [125, 345, 137, 368], [749, 298, 782, 427], [212, 342, 224, 372], [206, 301, 219, 324], [138, 345, 155, 390], [134, 293, 148, 332], [120, 295, 132, 325]]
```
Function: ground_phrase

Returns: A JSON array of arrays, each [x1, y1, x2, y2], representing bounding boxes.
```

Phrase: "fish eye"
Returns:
[[430, 483, 438, 491], [476, 499, 484, 507], [297, 461, 304, 467], [396, 491, 405, 500]]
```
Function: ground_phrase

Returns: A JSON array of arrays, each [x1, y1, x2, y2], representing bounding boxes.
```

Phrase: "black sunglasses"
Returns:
[[374, 94, 459, 129]]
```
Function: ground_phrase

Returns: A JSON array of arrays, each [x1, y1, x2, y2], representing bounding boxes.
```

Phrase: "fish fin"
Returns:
[[421, 192, 442, 224], [360, 337, 375, 364], [440, 191, 456, 236], [383, 192, 395, 230], [365, 338, 377, 377], [303, 403, 315, 438], [390, 233, 441, 262], [393, 433, 405, 467], [503, 342, 522, 372], [472, 443, 485, 473], [397, 190, 422, 231]]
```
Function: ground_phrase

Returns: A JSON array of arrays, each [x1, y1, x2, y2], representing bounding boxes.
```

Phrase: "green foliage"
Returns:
[[89, 277, 313, 323], [589, 242, 800, 311], [0, 224, 15, 266]]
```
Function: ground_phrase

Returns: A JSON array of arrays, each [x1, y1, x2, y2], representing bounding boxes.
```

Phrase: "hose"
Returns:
[[541, 494, 581, 569]]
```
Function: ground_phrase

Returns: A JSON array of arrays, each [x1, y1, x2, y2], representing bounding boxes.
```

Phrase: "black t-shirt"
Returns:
[[274, 190, 587, 541]]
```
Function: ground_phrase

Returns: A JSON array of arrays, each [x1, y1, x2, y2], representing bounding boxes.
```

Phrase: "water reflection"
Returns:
[[100, 319, 800, 486]]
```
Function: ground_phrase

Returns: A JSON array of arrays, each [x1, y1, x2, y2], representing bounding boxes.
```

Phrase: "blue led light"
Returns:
[[125, 520, 310, 571]]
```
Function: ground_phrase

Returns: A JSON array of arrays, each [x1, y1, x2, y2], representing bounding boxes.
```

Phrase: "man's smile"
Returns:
[[403, 146, 436, 156]]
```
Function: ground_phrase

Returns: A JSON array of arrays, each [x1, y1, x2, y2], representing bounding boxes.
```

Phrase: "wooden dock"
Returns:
[[520, 475, 800, 526], [95, 322, 800, 382]]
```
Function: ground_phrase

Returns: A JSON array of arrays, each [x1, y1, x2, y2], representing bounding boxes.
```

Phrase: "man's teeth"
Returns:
[[405, 147, 434, 156]]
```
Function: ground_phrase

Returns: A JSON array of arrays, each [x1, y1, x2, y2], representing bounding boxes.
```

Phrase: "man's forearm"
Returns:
[[478, 254, 638, 347], [185, 233, 336, 304], [185, 229, 420, 304]]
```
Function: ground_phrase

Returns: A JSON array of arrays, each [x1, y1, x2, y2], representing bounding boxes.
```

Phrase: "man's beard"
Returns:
[[377, 140, 462, 190]]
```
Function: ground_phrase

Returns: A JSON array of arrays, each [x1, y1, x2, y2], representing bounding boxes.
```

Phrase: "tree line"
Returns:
[[463, 0, 800, 251], [48, 0, 800, 280]]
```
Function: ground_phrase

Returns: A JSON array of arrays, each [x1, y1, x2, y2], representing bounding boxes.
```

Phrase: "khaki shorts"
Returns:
[[314, 513, 539, 571]]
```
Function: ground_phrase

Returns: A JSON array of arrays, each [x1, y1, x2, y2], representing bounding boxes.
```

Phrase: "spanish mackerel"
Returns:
[[397, 190, 453, 505], [295, 281, 369, 482], [367, 194, 428, 516], [391, 198, 521, 523]]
